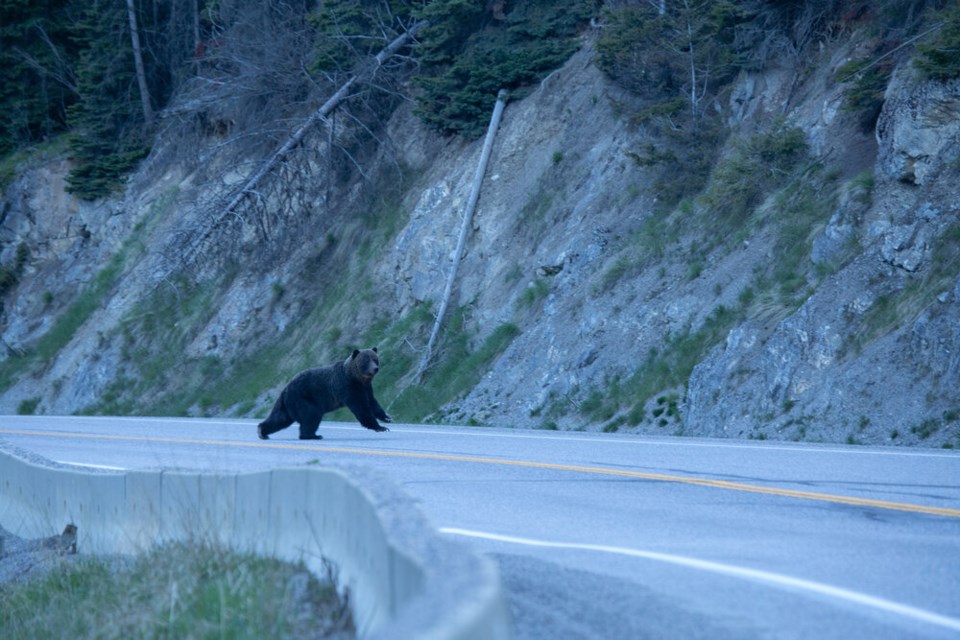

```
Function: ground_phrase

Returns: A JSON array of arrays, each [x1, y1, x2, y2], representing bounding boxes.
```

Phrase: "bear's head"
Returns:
[[348, 347, 380, 383]]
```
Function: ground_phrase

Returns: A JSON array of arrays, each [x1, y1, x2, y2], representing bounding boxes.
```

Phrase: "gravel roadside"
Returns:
[[0, 523, 82, 587]]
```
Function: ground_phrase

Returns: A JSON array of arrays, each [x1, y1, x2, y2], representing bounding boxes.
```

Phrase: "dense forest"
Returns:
[[3, 0, 957, 200]]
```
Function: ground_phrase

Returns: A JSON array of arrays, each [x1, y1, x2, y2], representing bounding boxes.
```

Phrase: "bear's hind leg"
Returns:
[[258, 415, 293, 440], [298, 418, 323, 440], [258, 395, 295, 440]]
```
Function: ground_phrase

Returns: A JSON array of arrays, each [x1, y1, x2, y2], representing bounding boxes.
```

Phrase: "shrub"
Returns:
[[701, 121, 808, 224], [915, 3, 960, 80], [16, 397, 41, 415]]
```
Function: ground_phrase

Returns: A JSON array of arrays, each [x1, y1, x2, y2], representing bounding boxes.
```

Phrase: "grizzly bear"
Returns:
[[257, 347, 392, 440]]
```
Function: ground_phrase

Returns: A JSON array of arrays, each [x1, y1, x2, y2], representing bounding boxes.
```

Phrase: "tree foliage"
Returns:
[[597, 0, 747, 126], [9, 0, 951, 202], [65, 0, 149, 199], [0, 0, 78, 156], [915, 1, 960, 80], [413, 0, 594, 137], [2, 0, 211, 199]]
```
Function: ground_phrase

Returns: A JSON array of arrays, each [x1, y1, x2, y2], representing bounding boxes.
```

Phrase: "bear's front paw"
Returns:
[[372, 424, 389, 432], [382, 413, 393, 423]]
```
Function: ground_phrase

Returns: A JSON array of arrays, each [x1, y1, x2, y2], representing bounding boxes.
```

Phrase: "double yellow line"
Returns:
[[4, 428, 960, 518]]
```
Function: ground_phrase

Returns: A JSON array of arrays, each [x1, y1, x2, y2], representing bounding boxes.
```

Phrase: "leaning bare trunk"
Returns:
[[416, 89, 508, 380]]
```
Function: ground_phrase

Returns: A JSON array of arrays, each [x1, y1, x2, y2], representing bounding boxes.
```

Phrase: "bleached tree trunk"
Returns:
[[126, 0, 154, 128], [417, 89, 508, 380], [192, 0, 201, 54], [686, 14, 698, 122]]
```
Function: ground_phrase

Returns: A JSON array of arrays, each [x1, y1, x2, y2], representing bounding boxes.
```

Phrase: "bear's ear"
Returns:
[[371, 347, 378, 353], [351, 349, 360, 359]]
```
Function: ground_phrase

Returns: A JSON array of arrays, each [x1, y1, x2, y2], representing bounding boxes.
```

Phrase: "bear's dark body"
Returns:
[[257, 348, 391, 440]]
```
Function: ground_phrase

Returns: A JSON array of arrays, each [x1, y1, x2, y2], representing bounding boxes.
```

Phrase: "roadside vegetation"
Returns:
[[0, 541, 353, 639]]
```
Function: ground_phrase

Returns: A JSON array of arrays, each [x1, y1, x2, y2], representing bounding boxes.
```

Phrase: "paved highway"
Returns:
[[2, 415, 959, 639]]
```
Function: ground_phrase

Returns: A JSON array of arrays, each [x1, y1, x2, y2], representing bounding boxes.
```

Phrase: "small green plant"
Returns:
[[911, 418, 940, 440], [518, 187, 554, 226], [16, 397, 41, 415], [518, 279, 549, 309], [850, 171, 874, 205], [597, 256, 635, 293], [552, 150, 564, 165], [836, 56, 893, 132], [602, 420, 621, 433], [653, 394, 681, 424]]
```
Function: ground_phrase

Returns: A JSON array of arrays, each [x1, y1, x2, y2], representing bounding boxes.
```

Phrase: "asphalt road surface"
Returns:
[[2, 415, 959, 639]]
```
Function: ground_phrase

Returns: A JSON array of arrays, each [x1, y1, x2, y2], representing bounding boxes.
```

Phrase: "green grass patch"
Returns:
[[580, 304, 740, 427], [700, 121, 808, 227], [0, 250, 128, 393], [595, 215, 674, 293], [389, 311, 520, 422], [518, 279, 549, 309], [0, 541, 353, 639]]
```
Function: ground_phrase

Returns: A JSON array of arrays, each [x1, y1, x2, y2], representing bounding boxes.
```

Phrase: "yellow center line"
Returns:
[[4, 428, 960, 518]]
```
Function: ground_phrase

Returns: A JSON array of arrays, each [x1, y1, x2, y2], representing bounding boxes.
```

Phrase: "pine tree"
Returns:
[[65, 0, 149, 200], [0, 0, 78, 155]]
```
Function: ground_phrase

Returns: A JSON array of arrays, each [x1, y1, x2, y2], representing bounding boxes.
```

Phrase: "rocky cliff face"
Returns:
[[1, 30, 958, 448], [685, 66, 960, 444]]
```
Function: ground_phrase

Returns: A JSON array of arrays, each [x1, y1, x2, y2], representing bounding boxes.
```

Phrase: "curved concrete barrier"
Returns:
[[0, 443, 511, 639]]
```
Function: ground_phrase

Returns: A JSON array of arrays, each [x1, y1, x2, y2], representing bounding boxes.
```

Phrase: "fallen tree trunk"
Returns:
[[416, 89, 508, 381]]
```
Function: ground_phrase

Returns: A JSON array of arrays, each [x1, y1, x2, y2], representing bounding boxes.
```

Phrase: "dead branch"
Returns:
[[216, 20, 427, 225]]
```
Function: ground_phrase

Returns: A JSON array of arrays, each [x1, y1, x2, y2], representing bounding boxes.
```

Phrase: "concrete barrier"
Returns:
[[0, 443, 511, 639]]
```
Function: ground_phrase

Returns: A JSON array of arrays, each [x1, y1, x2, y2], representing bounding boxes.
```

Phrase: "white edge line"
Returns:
[[56, 460, 128, 471], [440, 527, 960, 632]]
